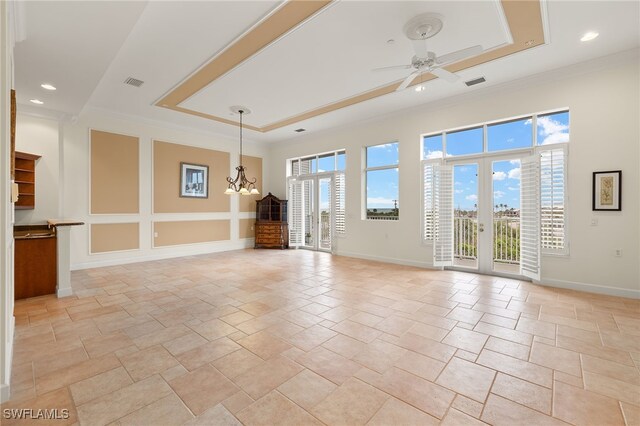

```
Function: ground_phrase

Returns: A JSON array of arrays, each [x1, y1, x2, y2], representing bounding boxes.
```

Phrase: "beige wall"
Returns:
[[239, 218, 255, 239], [62, 108, 268, 269], [153, 220, 230, 247], [153, 140, 229, 213], [91, 130, 139, 214], [91, 223, 139, 253]]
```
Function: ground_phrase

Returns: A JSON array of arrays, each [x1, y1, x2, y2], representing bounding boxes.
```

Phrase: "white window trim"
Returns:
[[288, 149, 346, 178]]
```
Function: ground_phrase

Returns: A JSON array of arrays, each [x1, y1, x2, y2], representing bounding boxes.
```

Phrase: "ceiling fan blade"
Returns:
[[372, 64, 412, 72], [396, 71, 419, 91], [430, 67, 459, 83], [436, 45, 483, 65], [412, 39, 429, 59]]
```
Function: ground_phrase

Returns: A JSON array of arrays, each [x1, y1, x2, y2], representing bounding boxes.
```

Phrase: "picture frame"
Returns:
[[592, 170, 621, 211], [180, 162, 209, 198]]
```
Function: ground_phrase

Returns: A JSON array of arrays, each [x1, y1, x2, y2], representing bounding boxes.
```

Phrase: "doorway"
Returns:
[[292, 174, 334, 253], [448, 154, 523, 276]]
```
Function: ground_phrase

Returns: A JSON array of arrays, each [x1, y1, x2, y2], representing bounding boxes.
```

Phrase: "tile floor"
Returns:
[[3, 249, 640, 425]]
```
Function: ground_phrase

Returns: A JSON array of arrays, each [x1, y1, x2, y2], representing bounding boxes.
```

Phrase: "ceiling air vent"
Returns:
[[124, 77, 144, 87], [465, 77, 486, 87], [294, 128, 306, 133]]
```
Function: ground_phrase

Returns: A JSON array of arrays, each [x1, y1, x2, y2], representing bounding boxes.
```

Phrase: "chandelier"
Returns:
[[225, 107, 260, 196]]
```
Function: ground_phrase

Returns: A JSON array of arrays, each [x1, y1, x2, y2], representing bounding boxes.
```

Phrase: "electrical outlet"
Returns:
[[251, 226, 254, 230], [591, 218, 598, 226], [615, 249, 622, 257], [154, 232, 158, 238]]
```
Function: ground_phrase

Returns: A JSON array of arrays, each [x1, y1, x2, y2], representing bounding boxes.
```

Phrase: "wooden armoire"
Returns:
[[254, 193, 288, 249]]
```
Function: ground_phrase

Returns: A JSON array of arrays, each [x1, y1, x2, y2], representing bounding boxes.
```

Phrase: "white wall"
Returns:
[[63, 108, 270, 270], [0, 0, 15, 403], [14, 113, 59, 225], [266, 50, 640, 298]]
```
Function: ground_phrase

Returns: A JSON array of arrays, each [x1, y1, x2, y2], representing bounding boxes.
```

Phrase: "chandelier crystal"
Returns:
[[225, 107, 259, 196]]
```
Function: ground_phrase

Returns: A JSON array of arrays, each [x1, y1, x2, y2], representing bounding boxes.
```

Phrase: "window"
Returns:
[[446, 127, 483, 156], [421, 109, 569, 254], [423, 134, 443, 159], [487, 117, 532, 152], [537, 111, 569, 145], [289, 150, 346, 177], [365, 142, 399, 220], [288, 149, 347, 235]]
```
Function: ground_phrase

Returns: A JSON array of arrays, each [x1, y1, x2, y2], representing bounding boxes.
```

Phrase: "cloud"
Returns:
[[509, 159, 520, 165], [455, 181, 462, 186], [455, 189, 464, 194], [538, 115, 569, 145], [508, 186, 519, 191], [426, 150, 444, 159], [507, 138, 515, 143], [369, 143, 396, 149], [494, 190, 505, 199], [493, 171, 507, 181], [465, 194, 477, 202], [367, 197, 395, 207], [508, 167, 521, 180]]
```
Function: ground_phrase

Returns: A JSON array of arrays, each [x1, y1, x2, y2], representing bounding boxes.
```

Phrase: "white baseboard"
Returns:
[[1, 315, 15, 403], [339, 251, 639, 299], [0, 383, 9, 403], [72, 240, 254, 270], [57, 288, 74, 298], [538, 277, 640, 299], [337, 250, 439, 270]]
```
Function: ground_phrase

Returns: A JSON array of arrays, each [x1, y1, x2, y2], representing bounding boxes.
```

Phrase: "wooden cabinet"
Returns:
[[14, 151, 40, 210], [14, 226, 57, 299], [255, 193, 289, 249]]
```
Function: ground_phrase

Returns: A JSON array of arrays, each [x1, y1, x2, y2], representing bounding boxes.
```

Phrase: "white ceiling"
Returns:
[[13, 1, 640, 143]]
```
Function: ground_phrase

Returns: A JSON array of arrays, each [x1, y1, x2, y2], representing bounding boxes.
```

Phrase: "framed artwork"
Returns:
[[180, 162, 209, 198], [592, 170, 621, 211]]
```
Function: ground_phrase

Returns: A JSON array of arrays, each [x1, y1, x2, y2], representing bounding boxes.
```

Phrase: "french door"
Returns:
[[446, 153, 531, 276], [288, 174, 335, 252]]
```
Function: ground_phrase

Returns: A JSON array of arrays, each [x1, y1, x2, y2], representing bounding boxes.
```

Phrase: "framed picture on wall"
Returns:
[[180, 162, 209, 198], [592, 170, 621, 211]]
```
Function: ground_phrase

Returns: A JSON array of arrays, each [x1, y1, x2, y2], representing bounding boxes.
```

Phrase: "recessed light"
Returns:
[[29, 99, 44, 105], [580, 31, 599, 42], [41, 83, 56, 91], [414, 85, 425, 92]]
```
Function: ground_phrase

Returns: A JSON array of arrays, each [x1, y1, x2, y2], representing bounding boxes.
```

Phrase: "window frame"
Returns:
[[364, 141, 400, 221], [288, 149, 347, 178]]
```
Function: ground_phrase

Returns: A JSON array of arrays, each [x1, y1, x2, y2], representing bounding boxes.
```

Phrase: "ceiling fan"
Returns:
[[375, 13, 483, 91]]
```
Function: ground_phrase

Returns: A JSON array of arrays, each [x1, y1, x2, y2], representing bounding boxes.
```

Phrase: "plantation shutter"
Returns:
[[287, 178, 304, 247], [520, 155, 541, 280], [335, 172, 346, 235], [540, 147, 567, 253], [433, 164, 453, 266], [423, 162, 435, 242]]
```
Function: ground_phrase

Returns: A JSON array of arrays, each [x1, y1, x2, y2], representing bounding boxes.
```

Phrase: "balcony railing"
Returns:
[[454, 216, 520, 264]]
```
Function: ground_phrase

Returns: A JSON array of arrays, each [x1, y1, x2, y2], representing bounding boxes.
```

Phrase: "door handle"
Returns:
[[479, 223, 484, 232]]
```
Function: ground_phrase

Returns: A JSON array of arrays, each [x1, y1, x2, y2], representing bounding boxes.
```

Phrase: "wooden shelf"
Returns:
[[14, 151, 40, 210]]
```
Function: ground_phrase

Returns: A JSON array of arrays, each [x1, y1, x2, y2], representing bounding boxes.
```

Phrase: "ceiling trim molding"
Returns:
[[158, 0, 545, 134]]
